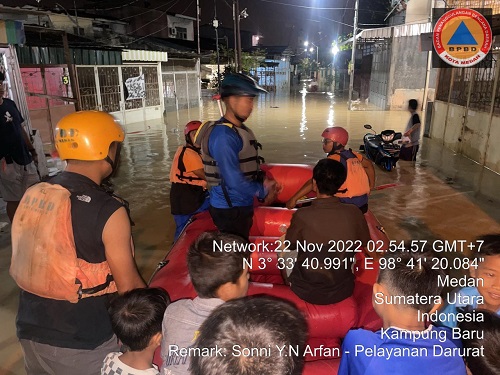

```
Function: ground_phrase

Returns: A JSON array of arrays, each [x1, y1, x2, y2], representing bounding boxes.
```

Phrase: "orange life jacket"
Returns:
[[169, 145, 207, 188], [10, 182, 117, 303], [328, 149, 370, 198]]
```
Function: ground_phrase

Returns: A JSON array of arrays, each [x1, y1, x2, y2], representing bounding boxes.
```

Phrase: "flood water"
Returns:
[[1, 92, 500, 374], [114, 92, 500, 278]]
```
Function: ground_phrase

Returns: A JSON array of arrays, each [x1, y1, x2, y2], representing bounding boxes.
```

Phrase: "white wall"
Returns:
[[406, 0, 432, 24], [430, 101, 500, 173], [167, 15, 194, 41]]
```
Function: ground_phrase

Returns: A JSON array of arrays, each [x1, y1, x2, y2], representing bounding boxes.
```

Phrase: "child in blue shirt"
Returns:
[[339, 251, 466, 375], [439, 234, 500, 328]]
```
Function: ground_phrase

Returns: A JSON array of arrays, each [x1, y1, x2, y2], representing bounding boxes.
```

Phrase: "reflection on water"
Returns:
[[111, 93, 500, 278], [1, 92, 500, 375]]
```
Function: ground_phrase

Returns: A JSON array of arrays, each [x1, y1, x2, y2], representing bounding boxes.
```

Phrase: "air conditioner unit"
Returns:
[[169, 27, 177, 37]]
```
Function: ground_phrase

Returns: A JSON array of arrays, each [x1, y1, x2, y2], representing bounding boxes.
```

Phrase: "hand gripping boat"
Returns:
[[150, 164, 387, 374]]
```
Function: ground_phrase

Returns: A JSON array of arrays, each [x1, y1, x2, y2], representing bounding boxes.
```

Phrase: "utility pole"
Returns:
[[73, 0, 79, 35], [197, 0, 200, 55], [348, 0, 359, 110], [236, 0, 242, 71], [233, 1, 238, 72]]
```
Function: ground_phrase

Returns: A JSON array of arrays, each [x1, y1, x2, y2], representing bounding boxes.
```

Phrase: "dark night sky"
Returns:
[[7, 0, 388, 48]]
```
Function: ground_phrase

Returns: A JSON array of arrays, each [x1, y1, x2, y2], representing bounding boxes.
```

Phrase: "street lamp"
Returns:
[[331, 44, 339, 56], [304, 41, 319, 63]]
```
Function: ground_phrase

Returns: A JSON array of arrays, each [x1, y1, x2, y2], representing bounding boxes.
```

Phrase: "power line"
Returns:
[[256, 0, 352, 10], [318, 15, 353, 28], [122, 0, 188, 45], [89, 0, 141, 11], [126, 0, 181, 35], [122, 23, 172, 45], [119, 0, 178, 21], [255, 0, 387, 14], [179, 0, 195, 15]]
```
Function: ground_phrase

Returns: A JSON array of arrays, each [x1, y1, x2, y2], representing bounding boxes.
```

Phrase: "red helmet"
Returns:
[[321, 127, 349, 146], [184, 121, 202, 136]]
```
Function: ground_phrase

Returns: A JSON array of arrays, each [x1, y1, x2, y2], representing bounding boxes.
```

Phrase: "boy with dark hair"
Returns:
[[458, 309, 500, 375], [339, 251, 466, 375], [439, 234, 500, 328], [400, 98, 421, 161], [160, 231, 249, 375], [190, 296, 308, 375], [283, 158, 371, 305], [102, 288, 170, 375]]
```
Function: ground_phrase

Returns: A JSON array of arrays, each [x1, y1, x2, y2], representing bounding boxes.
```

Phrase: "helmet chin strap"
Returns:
[[104, 143, 122, 177], [333, 142, 344, 151], [328, 142, 344, 156]]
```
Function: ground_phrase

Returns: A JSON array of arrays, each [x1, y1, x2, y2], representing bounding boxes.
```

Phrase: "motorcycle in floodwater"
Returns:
[[360, 124, 402, 172]]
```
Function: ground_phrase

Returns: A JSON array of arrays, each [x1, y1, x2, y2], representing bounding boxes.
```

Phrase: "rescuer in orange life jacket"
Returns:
[[169, 120, 209, 240], [10, 111, 146, 375], [287, 126, 375, 213]]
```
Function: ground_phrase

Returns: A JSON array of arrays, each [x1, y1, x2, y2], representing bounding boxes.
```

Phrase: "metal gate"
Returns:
[[162, 71, 200, 112], [76, 64, 162, 125], [368, 42, 392, 110]]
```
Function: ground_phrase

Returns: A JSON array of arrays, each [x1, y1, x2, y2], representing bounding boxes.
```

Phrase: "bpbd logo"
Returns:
[[433, 8, 492, 67]]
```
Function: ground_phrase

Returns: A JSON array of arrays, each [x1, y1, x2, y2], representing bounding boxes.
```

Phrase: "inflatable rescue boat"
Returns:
[[150, 164, 387, 374]]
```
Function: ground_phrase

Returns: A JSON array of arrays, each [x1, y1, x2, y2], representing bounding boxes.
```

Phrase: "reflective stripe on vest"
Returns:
[[169, 146, 207, 188], [329, 149, 370, 198], [197, 121, 263, 187], [10, 182, 117, 303]]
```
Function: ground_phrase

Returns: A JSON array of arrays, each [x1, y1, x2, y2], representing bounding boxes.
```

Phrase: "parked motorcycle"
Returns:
[[360, 124, 402, 171]]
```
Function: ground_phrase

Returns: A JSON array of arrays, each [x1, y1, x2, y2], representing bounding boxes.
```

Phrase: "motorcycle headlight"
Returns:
[[382, 134, 394, 142]]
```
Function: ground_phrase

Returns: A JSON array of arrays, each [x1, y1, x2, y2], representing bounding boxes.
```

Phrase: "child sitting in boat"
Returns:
[[286, 126, 375, 213], [103, 288, 170, 375], [458, 309, 500, 375], [190, 296, 308, 375], [281, 158, 371, 305], [169, 121, 209, 241], [338, 251, 466, 375], [438, 234, 500, 328], [160, 231, 249, 375]]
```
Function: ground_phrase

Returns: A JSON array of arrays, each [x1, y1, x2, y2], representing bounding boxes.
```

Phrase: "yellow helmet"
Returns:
[[55, 111, 124, 161]]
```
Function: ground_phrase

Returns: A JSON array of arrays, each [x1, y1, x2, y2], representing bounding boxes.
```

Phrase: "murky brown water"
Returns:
[[1, 93, 499, 374], [112, 93, 500, 278]]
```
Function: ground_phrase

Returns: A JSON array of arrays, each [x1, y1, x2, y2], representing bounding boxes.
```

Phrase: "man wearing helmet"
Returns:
[[11, 111, 146, 374], [0, 71, 39, 222], [195, 73, 277, 239], [169, 120, 209, 240], [287, 126, 375, 213]]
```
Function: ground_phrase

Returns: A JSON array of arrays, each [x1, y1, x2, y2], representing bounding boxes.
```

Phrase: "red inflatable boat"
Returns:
[[150, 164, 386, 374]]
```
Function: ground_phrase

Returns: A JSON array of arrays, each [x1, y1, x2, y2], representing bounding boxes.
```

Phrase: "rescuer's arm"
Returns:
[[184, 149, 206, 180], [361, 156, 375, 189], [404, 114, 421, 137], [20, 124, 38, 164], [192, 168, 206, 180], [286, 179, 314, 209], [211, 127, 266, 199], [103, 206, 146, 293]]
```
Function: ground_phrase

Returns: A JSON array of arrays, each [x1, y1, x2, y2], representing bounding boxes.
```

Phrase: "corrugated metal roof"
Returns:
[[122, 49, 168, 62], [341, 22, 433, 46], [361, 22, 432, 40]]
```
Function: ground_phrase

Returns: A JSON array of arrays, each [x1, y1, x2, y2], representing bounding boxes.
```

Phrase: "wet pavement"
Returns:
[[1, 92, 499, 374]]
